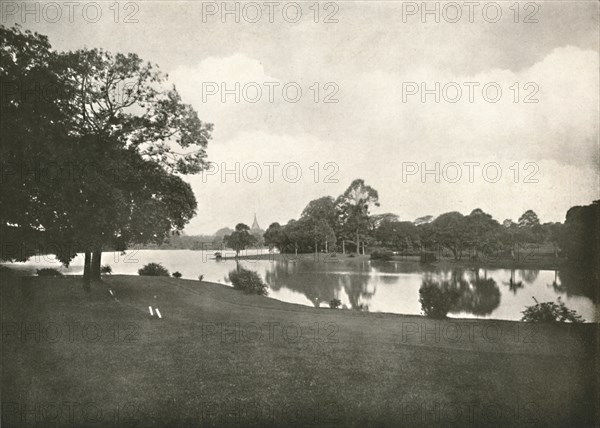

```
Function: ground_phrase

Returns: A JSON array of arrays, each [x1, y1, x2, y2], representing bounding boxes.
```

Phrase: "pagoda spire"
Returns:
[[251, 213, 260, 230]]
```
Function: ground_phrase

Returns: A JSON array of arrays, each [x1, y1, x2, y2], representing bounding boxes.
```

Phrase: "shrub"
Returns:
[[36, 268, 63, 277], [521, 297, 584, 323], [329, 298, 342, 309], [172, 271, 182, 278], [138, 263, 170, 277], [228, 268, 268, 296], [100, 265, 112, 275], [370, 250, 393, 261], [419, 280, 460, 318], [420, 251, 437, 263]]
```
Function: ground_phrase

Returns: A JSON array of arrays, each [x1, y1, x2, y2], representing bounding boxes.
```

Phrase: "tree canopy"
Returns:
[[0, 25, 212, 283]]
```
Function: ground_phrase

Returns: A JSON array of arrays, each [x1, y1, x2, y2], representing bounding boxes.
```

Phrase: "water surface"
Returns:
[[7, 249, 598, 322]]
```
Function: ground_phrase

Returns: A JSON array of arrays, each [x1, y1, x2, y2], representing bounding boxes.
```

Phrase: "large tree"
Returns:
[[224, 223, 257, 257], [301, 196, 337, 228], [263, 222, 287, 252], [517, 209, 544, 244], [430, 212, 468, 260], [335, 179, 380, 254], [55, 46, 211, 280], [465, 208, 501, 259], [1, 26, 79, 264], [374, 219, 418, 251], [0, 26, 212, 285], [559, 201, 599, 270], [301, 196, 338, 252]]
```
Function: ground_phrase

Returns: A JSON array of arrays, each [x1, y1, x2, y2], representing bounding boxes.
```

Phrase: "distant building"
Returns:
[[250, 214, 264, 246], [251, 213, 261, 231]]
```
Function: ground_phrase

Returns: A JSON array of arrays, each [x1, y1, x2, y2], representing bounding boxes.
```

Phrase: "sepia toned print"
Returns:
[[1, 1, 598, 427]]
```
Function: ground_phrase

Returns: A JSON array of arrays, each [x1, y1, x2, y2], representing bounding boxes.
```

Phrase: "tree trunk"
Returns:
[[342, 240, 345, 254], [355, 229, 360, 254], [83, 250, 92, 290], [91, 249, 102, 281]]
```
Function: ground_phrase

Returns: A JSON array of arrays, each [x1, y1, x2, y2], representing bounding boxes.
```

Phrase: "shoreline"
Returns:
[[2, 271, 596, 323], [218, 252, 565, 271], [4, 247, 565, 271]]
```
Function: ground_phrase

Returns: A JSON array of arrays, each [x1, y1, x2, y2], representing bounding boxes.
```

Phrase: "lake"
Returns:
[[6, 249, 598, 322]]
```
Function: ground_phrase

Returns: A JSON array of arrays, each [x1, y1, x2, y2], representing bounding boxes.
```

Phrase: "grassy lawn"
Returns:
[[1, 273, 597, 427]]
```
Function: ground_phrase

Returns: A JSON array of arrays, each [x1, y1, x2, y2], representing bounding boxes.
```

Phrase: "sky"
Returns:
[[6, 1, 599, 234]]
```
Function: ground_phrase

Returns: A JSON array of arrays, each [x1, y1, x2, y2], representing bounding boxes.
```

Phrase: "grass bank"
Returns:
[[1, 273, 597, 427]]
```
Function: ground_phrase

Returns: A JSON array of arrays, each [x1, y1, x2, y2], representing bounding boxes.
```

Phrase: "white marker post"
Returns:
[[155, 308, 162, 319], [149, 306, 154, 317], [109, 289, 114, 296]]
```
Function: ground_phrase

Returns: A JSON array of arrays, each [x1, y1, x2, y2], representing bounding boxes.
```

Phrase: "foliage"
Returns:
[[370, 250, 393, 261], [420, 251, 437, 263], [138, 263, 170, 277], [215, 227, 234, 237], [518, 210, 541, 228], [521, 297, 584, 323], [419, 280, 460, 318], [100, 265, 112, 275], [264, 222, 287, 252], [430, 212, 468, 260], [374, 220, 418, 250], [228, 268, 269, 296], [329, 299, 342, 309], [172, 271, 182, 278], [258, 177, 595, 267], [516, 210, 545, 244], [1, 26, 72, 263], [224, 223, 257, 256], [559, 201, 599, 270], [36, 268, 63, 277], [452, 277, 501, 316], [335, 179, 380, 254], [0, 26, 211, 283], [414, 215, 434, 225], [302, 196, 338, 230]]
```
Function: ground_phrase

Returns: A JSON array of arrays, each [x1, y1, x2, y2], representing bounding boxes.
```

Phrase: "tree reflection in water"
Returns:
[[265, 259, 375, 310], [263, 258, 596, 316], [521, 270, 540, 284], [419, 269, 502, 317], [555, 269, 598, 303], [502, 270, 524, 295]]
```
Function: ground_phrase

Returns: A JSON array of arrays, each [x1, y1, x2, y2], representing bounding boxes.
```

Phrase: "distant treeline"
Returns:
[[260, 179, 599, 272], [140, 227, 235, 250]]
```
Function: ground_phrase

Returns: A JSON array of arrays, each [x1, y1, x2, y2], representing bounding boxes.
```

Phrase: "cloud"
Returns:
[[171, 48, 598, 233], [344, 45, 599, 168]]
